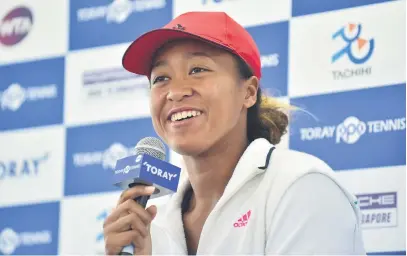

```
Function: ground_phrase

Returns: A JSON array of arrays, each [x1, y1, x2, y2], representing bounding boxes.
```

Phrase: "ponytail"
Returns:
[[236, 56, 295, 145]]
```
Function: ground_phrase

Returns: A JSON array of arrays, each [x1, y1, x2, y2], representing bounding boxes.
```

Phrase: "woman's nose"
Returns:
[[166, 83, 193, 102]]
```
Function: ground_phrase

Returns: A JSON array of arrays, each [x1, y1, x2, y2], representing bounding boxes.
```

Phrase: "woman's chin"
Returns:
[[168, 138, 208, 157]]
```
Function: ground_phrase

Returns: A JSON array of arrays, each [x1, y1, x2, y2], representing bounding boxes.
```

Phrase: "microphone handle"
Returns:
[[119, 183, 152, 255]]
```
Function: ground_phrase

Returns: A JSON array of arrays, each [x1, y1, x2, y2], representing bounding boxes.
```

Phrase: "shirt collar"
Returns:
[[168, 138, 275, 211]]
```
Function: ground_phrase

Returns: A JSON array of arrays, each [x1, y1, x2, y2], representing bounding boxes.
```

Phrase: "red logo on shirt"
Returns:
[[233, 210, 251, 228]]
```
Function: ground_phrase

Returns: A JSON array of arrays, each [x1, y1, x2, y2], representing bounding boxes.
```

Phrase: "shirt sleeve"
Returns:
[[265, 172, 366, 255]]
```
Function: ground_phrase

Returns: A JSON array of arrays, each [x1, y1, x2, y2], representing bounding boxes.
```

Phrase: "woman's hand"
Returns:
[[103, 186, 157, 255]]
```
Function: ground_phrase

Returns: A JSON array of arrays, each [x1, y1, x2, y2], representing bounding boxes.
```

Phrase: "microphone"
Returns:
[[111, 137, 181, 255]]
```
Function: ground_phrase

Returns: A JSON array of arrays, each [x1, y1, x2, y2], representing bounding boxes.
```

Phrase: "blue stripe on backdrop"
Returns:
[[289, 83, 406, 171], [368, 251, 406, 255]]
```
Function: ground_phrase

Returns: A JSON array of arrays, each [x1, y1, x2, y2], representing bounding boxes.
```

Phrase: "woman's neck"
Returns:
[[182, 128, 248, 212]]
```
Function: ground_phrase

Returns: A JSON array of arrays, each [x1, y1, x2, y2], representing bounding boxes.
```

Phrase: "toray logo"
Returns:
[[336, 116, 366, 144], [332, 23, 375, 64], [0, 83, 58, 111], [0, 152, 49, 180], [0, 6, 33, 46], [0, 228, 52, 255], [76, 0, 166, 24], [73, 143, 134, 170], [300, 116, 406, 144], [143, 161, 177, 181]]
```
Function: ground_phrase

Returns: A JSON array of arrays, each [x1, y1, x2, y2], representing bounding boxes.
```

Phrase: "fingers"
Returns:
[[103, 186, 157, 256], [118, 185, 155, 206], [104, 230, 145, 255], [146, 205, 157, 221], [104, 186, 155, 228], [104, 199, 153, 230], [104, 212, 149, 237]]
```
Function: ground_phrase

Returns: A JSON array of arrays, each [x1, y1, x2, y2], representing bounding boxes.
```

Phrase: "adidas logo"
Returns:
[[233, 210, 251, 228]]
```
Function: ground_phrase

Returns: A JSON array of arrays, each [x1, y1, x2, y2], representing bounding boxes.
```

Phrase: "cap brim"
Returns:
[[122, 28, 233, 77]]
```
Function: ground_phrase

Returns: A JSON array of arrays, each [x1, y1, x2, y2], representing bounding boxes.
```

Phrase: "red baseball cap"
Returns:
[[122, 11, 262, 79]]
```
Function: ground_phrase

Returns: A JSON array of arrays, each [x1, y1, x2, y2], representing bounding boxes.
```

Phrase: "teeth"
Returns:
[[171, 110, 202, 121]]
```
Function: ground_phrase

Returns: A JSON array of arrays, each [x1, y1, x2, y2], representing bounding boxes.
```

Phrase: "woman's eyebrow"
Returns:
[[151, 51, 217, 70], [186, 51, 212, 58], [151, 59, 167, 70]]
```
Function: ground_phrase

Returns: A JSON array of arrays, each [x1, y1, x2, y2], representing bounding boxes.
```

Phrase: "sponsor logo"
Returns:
[[0, 6, 33, 46], [73, 143, 135, 170], [300, 116, 406, 144], [114, 164, 140, 175], [233, 210, 251, 228], [135, 154, 142, 163], [202, 0, 238, 4], [0, 152, 49, 180], [261, 53, 279, 68], [82, 67, 148, 99], [356, 192, 398, 229], [332, 23, 374, 64], [0, 228, 52, 255], [143, 161, 177, 181], [331, 23, 374, 80], [77, 0, 166, 24], [0, 83, 58, 111]]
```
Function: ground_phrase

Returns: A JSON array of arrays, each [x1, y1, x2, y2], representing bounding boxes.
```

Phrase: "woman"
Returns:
[[103, 11, 366, 255]]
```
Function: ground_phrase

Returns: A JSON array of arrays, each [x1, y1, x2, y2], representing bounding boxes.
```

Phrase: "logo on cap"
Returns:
[[172, 24, 185, 31]]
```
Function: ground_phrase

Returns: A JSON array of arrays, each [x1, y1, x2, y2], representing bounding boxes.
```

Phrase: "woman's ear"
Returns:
[[243, 76, 259, 109]]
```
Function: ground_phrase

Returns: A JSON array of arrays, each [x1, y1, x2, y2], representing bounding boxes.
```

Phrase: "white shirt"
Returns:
[[148, 138, 366, 255]]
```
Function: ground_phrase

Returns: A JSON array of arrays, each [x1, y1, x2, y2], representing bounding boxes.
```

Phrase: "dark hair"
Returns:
[[235, 56, 290, 145]]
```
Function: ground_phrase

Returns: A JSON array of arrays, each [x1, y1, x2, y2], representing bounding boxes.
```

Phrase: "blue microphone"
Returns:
[[111, 137, 181, 255]]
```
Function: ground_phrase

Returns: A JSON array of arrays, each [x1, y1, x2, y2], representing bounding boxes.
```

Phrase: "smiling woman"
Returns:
[[102, 11, 367, 255]]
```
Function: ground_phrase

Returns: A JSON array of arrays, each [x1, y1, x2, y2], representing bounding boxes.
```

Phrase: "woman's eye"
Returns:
[[152, 76, 168, 85], [190, 67, 207, 74]]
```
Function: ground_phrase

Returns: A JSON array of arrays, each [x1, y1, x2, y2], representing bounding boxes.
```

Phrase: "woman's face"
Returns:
[[149, 39, 257, 156]]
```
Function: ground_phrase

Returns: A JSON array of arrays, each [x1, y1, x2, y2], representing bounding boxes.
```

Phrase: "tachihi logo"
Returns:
[[0, 6, 33, 46], [300, 116, 406, 144], [332, 23, 374, 65]]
